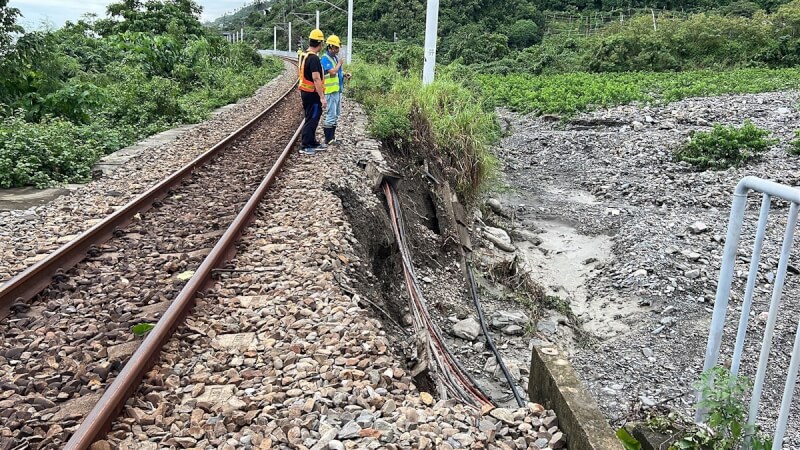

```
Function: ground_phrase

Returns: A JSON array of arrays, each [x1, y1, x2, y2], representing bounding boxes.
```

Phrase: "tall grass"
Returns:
[[349, 62, 499, 202]]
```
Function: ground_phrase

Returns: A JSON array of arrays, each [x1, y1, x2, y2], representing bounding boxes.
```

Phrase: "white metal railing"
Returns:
[[700, 176, 800, 449]]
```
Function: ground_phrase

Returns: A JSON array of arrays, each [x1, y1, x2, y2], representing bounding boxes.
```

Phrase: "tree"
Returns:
[[508, 19, 542, 49], [99, 0, 206, 39], [719, 0, 763, 16], [0, 0, 22, 54]]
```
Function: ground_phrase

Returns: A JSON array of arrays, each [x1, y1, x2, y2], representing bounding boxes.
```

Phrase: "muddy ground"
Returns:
[[485, 91, 800, 447]]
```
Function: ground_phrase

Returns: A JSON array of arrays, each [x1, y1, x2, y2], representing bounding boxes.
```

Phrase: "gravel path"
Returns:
[[0, 60, 297, 283], [99, 99, 567, 450], [0, 91, 302, 449], [493, 91, 800, 446]]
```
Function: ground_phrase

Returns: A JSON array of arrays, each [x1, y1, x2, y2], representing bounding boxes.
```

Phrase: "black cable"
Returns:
[[466, 260, 527, 407]]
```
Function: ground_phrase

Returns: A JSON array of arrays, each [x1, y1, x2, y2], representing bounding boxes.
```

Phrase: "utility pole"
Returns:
[[316, 10, 320, 29], [346, 0, 353, 63], [273, 26, 277, 51], [422, 0, 440, 85], [288, 21, 292, 51]]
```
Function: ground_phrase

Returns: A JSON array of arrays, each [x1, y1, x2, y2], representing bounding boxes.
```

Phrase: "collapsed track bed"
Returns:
[[102, 99, 566, 450], [0, 93, 302, 449]]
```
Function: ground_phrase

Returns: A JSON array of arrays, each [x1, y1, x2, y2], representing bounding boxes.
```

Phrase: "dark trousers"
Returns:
[[301, 91, 322, 148]]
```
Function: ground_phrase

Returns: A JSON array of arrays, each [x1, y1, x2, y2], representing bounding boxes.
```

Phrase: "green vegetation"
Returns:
[[215, 0, 800, 124], [0, 1, 283, 188], [338, 1, 800, 118], [0, 113, 122, 188], [348, 62, 499, 202], [675, 121, 777, 170], [213, 0, 547, 58], [222, 0, 799, 74], [616, 428, 642, 450], [790, 130, 800, 155], [472, 68, 800, 116], [676, 367, 770, 449], [478, 1, 800, 75], [131, 322, 156, 337], [619, 367, 772, 449], [533, 0, 787, 11]]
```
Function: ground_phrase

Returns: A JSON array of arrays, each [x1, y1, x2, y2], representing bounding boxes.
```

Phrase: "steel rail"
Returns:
[[0, 60, 298, 318], [64, 118, 304, 449]]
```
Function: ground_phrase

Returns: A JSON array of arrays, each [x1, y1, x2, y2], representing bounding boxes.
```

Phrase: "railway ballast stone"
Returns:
[[106, 97, 567, 449], [452, 317, 481, 340]]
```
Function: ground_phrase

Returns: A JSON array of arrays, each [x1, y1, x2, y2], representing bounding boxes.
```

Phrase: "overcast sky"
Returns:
[[9, 0, 247, 30]]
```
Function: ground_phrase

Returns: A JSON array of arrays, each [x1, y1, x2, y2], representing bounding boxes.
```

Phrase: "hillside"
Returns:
[[206, 1, 272, 28], [206, 0, 786, 55]]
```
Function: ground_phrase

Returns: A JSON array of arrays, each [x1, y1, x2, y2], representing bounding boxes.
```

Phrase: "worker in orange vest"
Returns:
[[297, 29, 328, 155]]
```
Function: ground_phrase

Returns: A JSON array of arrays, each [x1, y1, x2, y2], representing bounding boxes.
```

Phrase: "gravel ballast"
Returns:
[[103, 98, 568, 450], [0, 88, 302, 448], [0, 60, 297, 283]]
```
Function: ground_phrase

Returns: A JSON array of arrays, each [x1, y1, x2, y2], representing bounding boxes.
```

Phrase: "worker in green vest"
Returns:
[[320, 34, 350, 145]]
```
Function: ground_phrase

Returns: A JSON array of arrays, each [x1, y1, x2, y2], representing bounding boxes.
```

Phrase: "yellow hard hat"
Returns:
[[309, 29, 324, 41], [326, 35, 341, 47]]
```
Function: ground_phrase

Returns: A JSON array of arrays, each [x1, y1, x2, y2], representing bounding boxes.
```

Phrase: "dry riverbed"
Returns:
[[480, 91, 800, 447]]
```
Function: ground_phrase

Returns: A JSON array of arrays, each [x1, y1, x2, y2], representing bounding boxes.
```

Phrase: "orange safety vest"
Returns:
[[298, 50, 317, 93]]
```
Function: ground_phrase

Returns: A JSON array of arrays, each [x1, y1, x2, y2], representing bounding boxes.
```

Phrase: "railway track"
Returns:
[[0, 60, 549, 450], [0, 61, 303, 449]]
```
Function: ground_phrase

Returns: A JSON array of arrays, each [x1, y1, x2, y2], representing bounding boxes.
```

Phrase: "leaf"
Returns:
[[672, 438, 696, 449], [131, 322, 155, 337], [176, 270, 195, 281], [731, 420, 742, 440], [616, 428, 642, 450]]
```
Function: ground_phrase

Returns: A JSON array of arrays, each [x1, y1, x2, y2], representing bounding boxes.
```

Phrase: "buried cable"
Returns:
[[382, 181, 494, 408], [466, 260, 527, 407]]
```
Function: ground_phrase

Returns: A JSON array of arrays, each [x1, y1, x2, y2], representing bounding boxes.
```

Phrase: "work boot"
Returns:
[[329, 126, 338, 145], [323, 127, 333, 145]]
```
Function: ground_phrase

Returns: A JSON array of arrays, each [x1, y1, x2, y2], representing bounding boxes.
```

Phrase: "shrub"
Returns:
[[674, 120, 777, 169], [101, 63, 183, 133], [389, 45, 424, 74], [368, 104, 413, 152], [507, 19, 542, 49], [0, 113, 103, 188], [669, 367, 772, 449], [0, 4, 285, 189], [789, 129, 800, 155]]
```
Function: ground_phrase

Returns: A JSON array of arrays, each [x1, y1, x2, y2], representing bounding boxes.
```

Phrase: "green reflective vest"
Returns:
[[321, 54, 341, 94]]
